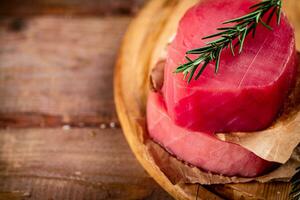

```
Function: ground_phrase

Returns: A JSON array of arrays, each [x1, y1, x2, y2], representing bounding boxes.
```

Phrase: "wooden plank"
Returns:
[[0, 0, 146, 16], [0, 16, 130, 128], [211, 183, 291, 200], [0, 128, 173, 200], [0, 1, 298, 199]]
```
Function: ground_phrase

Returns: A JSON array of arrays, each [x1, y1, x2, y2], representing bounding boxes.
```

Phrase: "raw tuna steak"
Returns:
[[147, 92, 273, 177], [163, 0, 297, 132]]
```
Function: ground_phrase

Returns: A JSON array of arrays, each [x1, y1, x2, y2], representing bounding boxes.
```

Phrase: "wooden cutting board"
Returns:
[[114, 0, 300, 199]]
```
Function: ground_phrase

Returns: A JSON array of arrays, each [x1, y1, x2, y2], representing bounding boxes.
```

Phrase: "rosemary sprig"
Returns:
[[290, 167, 300, 200], [175, 0, 282, 83]]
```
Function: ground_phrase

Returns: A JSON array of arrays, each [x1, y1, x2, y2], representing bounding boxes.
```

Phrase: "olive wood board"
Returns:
[[114, 0, 300, 199]]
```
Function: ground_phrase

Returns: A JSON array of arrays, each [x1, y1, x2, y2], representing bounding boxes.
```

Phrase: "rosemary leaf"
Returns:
[[188, 66, 198, 83], [215, 48, 222, 73], [223, 10, 261, 24], [260, 19, 273, 30], [249, 1, 270, 9], [277, 3, 282, 24], [185, 56, 193, 62], [195, 59, 209, 80], [202, 30, 232, 39], [267, 6, 277, 24], [230, 40, 235, 56], [239, 28, 248, 54]]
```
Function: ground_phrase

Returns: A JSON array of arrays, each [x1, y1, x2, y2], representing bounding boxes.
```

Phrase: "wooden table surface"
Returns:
[[0, 1, 174, 200], [0, 0, 299, 200]]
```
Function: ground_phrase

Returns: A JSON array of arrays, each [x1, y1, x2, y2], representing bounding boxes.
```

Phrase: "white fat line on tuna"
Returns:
[[165, 132, 190, 147], [237, 34, 270, 88]]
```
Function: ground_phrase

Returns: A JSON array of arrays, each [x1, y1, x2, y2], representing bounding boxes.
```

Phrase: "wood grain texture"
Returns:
[[0, 0, 299, 199], [0, 16, 130, 128], [0, 10, 174, 200], [0, 0, 145, 16], [211, 183, 291, 200], [0, 128, 172, 200]]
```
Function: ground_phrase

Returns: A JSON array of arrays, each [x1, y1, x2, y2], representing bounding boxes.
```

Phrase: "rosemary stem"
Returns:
[[175, 0, 282, 83]]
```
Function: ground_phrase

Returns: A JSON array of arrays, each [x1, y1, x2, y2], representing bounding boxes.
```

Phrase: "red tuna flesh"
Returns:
[[163, 0, 297, 132], [147, 92, 273, 177]]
